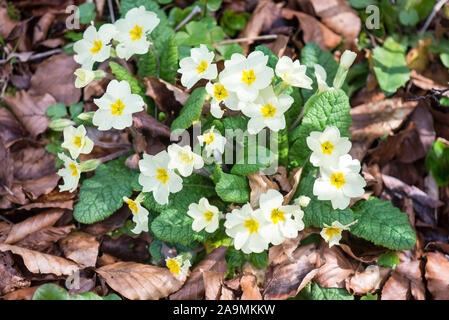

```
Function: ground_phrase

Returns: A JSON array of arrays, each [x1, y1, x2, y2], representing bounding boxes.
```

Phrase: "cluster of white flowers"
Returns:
[[222, 189, 308, 254], [178, 47, 314, 134], [57, 125, 95, 192]]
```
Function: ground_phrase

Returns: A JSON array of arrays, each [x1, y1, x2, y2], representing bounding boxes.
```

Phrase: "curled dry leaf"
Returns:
[[15, 200, 74, 212], [144, 76, 184, 118], [0, 251, 30, 296], [264, 243, 321, 300], [0, 7, 20, 39], [282, 9, 341, 51], [315, 244, 357, 289], [29, 54, 81, 106], [0, 243, 79, 276], [425, 251, 449, 300], [21, 173, 61, 200], [203, 270, 224, 300], [0, 107, 25, 145], [4, 208, 64, 244], [240, 274, 262, 300], [132, 111, 171, 138], [345, 265, 389, 295], [33, 12, 55, 44], [96, 261, 183, 300], [59, 231, 100, 268], [15, 225, 74, 252], [271, 166, 291, 193], [83, 206, 131, 237], [381, 251, 425, 300], [170, 246, 227, 300], [308, 0, 361, 40], [248, 173, 279, 208], [283, 167, 302, 205], [1, 286, 39, 300], [4, 91, 56, 138]]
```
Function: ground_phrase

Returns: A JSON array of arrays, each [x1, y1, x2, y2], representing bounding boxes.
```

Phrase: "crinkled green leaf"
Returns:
[[175, 21, 225, 49], [109, 62, 147, 100], [212, 166, 250, 203], [249, 251, 268, 269], [225, 246, 247, 269], [137, 49, 157, 78], [46, 103, 67, 121], [171, 87, 207, 131], [73, 156, 139, 224], [372, 37, 410, 96], [289, 89, 352, 167], [149, 238, 163, 263], [231, 145, 276, 176], [300, 43, 340, 101], [377, 252, 400, 269], [425, 140, 449, 186], [351, 198, 416, 250], [33, 284, 120, 300], [144, 174, 216, 246], [216, 43, 243, 60], [311, 283, 354, 300], [159, 35, 178, 83]]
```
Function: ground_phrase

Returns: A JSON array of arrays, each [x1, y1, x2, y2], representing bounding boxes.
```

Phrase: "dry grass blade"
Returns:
[[0, 243, 79, 276], [96, 261, 183, 300]]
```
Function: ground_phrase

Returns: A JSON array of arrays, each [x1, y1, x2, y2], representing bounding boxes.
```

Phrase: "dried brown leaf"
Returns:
[[0, 243, 79, 276], [5, 208, 64, 244], [345, 265, 389, 295], [21, 173, 60, 199], [315, 244, 357, 288], [10, 140, 56, 180], [0, 107, 24, 145], [0, 137, 13, 196], [0, 251, 30, 296], [15, 225, 73, 252], [425, 251, 449, 300], [248, 173, 279, 208], [170, 246, 227, 300], [59, 231, 99, 268], [1, 286, 39, 300], [97, 261, 183, 300], [241, 274, 262, 300], [132, 110, 171, 138], [203, 270, 224, 300]]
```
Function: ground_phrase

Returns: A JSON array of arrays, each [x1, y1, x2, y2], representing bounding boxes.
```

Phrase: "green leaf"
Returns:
[[109, 62, 146, 99], [32, 284, 70, 300], [425, 140, 449, 186], [175, 21, 225, 49], [249, 251, 268, 269], [158, 0, 173, 4], [225, 246, 248, 269], [300, 43, 341, 101], [360, 293, 378, 300], [231, 145, 276, 176], [137, 50, 157, 78], [144, 174, 217, 246], [216, 43, 244, 60], [71, 292, 121, 300], [46, 103, 67, 121], [171, 87, 207, 131], [221, 115, 249, 132], [79, 2, 96, 24], [351, 198, 416, 250], [206, 0, 223, 11], [212, 166, 250, 203], [73, 156, 139, 224], [149, 238, 163, 263], [311, 283, 354, 300], [255, 45, 279, 69], [289, 89, 352, 167], [372, 37, 410, 96], [159, 35, 178, 83], [377, 252, 400, 269], [348, 0, 378, 9], [399, 9, 419, 26]]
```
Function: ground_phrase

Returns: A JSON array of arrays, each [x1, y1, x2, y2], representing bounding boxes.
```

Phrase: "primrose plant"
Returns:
[[53, 4, 416, 279]]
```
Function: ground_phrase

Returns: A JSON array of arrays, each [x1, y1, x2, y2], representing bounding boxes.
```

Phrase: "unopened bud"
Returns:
[[49, 118, 75, 131]]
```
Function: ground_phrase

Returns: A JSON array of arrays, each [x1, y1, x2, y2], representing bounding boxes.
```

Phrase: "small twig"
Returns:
[[174, 5, 201, 32], [406, 87, 449, 105], [214, 34, 278, 47], [93, 141, 131, 149], [97, 147, 131, 163], [0, 48, 62, 65], [419, 0, 449, 35], [0, 215, 14, 225], [108, 0, 115, 23]]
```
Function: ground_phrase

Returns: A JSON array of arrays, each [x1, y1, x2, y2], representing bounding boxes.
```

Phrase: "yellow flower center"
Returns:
[[90, 40, 103, 54], [110, 99, 126, 116], [73, 136, 83, 148], [69, 163, 79, 177], [156, 168, 169, 184], [180, 151, 193, 163], [166, 259, 181, 275], [241, 69, 256, 86], [204, 211, 214, 222], [196, 61, 208, 74], [213, 84, 228, 101], [203, 130, 215, 145], [129, 24, 143, 41], [261, 103, 276, 118], [324, 227, 341, 239], [270, 208, 285, 225], [244, 218, 259, 234], [330, 172, 346, 189], [126, 200, 138, 214], [321, 141, 334, 155]]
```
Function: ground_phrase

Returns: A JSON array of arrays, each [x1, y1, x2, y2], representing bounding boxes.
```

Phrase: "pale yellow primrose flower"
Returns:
[[205, 81, 240, 119], [73, 24, 116, 70], [296, 195, 311, 207], [306, 126, 352, 168], [320, 220, 358, 248], [197, 126, 227, 158], [242, 85, 293, 134], [93, 80, 144, 130], [166, 255, 191, 281], [178, 44, 218, 89], [314, 64, 329, 91], [187, 197, 221, 233], [123, 196, 149, 234], [275, 56, 313, 89], [224, 203, 270, 254], [167, 143, 204, 177], [313, 154, 366, 210], [258, 189, 305, 245], [138, 151, 183, 205], [220, 51, 274, 103], [57, 153, 81, 193], [113, 6, 160, 60], [61, 125, 94, 159]]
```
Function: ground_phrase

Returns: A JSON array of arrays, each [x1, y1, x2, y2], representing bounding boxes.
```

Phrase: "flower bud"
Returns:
[[296, 195, 311, 207], [74, 68, 95, 88], [77, 111, 95, 121], [49, 119, 75, 131], [79, 159, 101, 172], [340, 50, 357, 70]]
